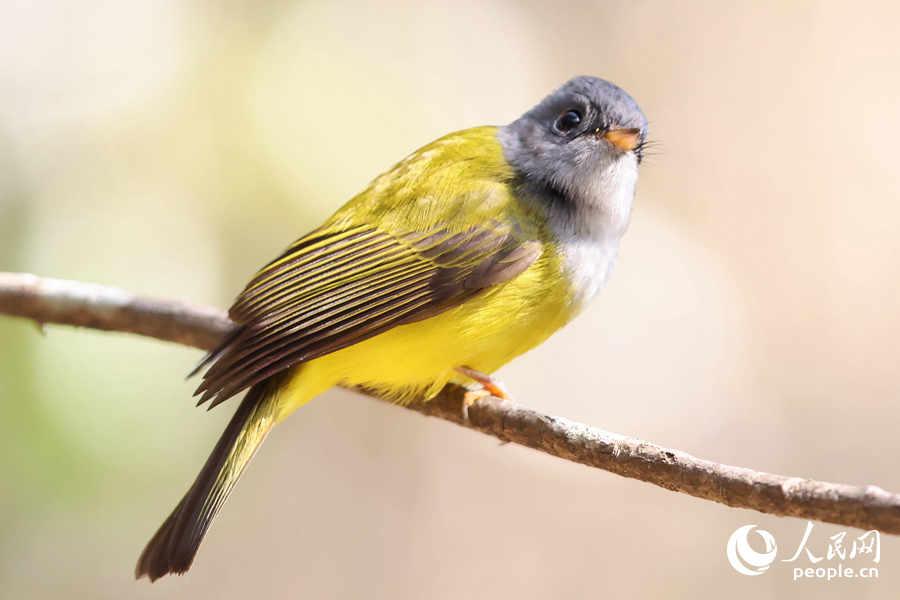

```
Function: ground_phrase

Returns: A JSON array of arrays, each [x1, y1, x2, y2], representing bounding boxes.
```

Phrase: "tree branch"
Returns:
[[2, 271, 898, 534]]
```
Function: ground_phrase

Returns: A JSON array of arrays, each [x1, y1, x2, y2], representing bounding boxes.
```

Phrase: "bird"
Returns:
[[136, 75, 647, 581]]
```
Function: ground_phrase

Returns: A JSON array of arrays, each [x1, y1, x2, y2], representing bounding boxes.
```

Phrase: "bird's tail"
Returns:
[[135, 375, 284, 581]]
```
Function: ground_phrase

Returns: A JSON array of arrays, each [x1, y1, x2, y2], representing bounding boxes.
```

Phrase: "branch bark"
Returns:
[[2, 271, 898, 534]]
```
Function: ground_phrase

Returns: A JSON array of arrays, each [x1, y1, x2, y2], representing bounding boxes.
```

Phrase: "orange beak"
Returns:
[[602, 128, 642, 152]]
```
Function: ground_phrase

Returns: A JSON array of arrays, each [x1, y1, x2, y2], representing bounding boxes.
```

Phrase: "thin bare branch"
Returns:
[[0, 272, 231, 350], [1, 271, 898, 534]]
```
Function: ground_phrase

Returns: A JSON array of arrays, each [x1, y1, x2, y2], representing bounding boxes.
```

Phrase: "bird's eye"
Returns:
[[556, 110, 582, 132]]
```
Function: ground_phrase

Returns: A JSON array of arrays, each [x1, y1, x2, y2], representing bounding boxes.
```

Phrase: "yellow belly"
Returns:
[[276, 252, 578, 418]]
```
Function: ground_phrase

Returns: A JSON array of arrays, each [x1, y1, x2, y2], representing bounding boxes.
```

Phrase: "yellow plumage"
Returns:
[[137, 76, 647, 581], [285, 253, 572, 411], [273, 128, 575, 417]]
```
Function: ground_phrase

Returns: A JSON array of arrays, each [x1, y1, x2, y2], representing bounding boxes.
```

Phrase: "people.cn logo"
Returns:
[[727, 525, 778, 576]]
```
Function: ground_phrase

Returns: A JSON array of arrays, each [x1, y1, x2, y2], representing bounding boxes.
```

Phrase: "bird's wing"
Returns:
[[194, 221, 543, 407]]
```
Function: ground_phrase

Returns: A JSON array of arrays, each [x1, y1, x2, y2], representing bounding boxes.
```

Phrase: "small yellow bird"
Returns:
[[136, 76, 647, 580]]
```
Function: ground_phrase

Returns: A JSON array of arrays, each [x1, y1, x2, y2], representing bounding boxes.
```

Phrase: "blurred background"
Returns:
[[1, 1, 899, 598]]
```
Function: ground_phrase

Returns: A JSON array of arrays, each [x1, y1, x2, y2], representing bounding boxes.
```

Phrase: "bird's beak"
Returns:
[[602, 128, 642, 152]]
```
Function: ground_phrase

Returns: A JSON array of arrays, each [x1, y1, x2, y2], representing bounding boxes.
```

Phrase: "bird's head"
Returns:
[[499, 76, 648, 231]]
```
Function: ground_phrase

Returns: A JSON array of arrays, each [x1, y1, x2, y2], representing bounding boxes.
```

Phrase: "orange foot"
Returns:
[[455, 365, 514, 406]]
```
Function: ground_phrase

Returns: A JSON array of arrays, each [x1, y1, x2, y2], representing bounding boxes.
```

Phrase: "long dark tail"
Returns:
[[136, 376, 282, 581]]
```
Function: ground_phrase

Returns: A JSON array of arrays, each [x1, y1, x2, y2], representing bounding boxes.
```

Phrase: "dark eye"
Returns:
[[556, 110, 582, 132]]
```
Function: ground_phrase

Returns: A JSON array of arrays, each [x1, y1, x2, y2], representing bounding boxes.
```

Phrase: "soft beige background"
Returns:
[[1, 1, 898, 598]]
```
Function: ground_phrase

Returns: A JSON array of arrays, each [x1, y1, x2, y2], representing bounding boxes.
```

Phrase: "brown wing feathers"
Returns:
[[193, 224, 541, 409]]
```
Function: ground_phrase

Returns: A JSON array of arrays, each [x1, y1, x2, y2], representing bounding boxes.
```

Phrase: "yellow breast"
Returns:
[[279, 247, 578, 411]]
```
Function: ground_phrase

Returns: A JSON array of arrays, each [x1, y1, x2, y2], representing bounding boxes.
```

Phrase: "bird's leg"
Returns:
[[455, 365, 514, 406], [461, 389, 492, 406]]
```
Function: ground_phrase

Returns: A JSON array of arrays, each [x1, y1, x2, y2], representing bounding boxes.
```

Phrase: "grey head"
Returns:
[[498, 76, 648, 237]]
